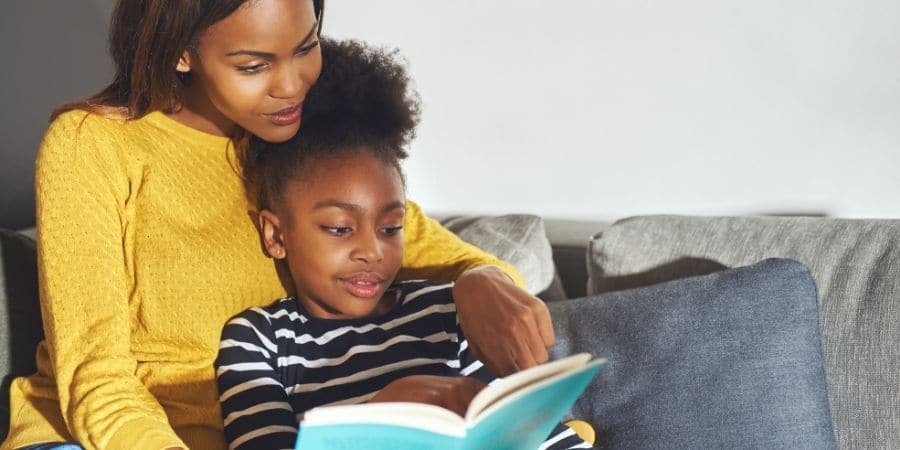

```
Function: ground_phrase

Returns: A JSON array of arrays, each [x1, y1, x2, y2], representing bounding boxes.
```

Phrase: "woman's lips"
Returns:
[[264, 104, 302, 126], [341, 274, 384, 299]]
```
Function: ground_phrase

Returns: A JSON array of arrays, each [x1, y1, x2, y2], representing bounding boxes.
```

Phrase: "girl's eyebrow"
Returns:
[[380, 201, 406, 215], [225, 16, 320, 58], [313, 200, 406, 215]]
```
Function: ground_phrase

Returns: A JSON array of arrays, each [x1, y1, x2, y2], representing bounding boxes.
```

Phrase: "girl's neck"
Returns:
[[167, 84, 235, 137]]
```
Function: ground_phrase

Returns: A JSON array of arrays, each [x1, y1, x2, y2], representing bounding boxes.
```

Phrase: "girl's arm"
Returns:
[[216, 313, 297, 450], [398, 200, 555, 377], [35, 112, 185, 450]]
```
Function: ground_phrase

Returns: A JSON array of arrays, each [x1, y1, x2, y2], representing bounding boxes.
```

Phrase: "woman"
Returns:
[[2, 1, 554, 449]]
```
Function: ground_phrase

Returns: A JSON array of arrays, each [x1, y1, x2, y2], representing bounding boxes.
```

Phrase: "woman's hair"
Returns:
[[246, 38, 422, 210], [52, 0, 324, 121]]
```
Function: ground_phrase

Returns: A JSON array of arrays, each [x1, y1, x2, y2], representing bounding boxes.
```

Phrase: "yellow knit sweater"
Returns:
[[3, 110, 523, 450]]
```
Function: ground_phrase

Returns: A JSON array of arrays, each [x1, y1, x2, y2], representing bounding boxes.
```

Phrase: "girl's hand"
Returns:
[[453, 266, 555, 377], [368, 375, 487, 417]]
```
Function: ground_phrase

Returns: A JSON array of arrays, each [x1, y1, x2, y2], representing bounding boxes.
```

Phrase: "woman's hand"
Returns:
[[368, 375, 488, 417], [453, 266, 555, 377]]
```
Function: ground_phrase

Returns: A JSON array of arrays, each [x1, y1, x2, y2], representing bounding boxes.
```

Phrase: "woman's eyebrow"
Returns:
[[225, 17, 319, 58]]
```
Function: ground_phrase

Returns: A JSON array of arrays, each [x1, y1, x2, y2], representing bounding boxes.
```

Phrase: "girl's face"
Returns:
[[179, 0, 322, 142], [259, 150, 406, 319]]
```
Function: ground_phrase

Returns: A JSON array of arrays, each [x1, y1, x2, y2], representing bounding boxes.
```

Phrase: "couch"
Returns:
[[2, 215, 897, 449]]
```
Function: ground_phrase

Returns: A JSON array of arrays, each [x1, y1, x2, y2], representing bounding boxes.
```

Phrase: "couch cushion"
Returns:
[[0, 228, 44, 441], [441, 215, 560, 299], [552, 258, 835, 449], [586, 215, 899, 449]]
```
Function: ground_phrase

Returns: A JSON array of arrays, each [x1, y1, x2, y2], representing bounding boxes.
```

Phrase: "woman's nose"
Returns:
[[270, 63, 303, 100]]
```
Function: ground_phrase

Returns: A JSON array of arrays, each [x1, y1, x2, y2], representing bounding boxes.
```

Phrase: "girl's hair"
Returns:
[[52, 0, 324, 121], [246, 38, 421, 210]]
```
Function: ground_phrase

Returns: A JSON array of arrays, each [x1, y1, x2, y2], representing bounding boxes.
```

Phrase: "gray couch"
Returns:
[[1, 215, 897, 449]]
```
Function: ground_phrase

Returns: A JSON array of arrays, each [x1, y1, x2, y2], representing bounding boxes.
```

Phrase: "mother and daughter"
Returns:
[[2, 1, 596, 449]]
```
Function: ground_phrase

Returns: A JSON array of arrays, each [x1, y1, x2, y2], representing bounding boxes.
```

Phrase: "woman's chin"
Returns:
[[249, 121, 301, 143]]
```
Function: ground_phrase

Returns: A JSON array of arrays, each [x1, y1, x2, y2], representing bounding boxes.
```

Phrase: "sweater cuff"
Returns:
[[105, 417, 186, 450], [482, 263, 527, 290]]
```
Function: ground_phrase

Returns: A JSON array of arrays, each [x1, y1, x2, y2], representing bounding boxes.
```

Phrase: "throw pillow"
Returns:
[[441, 215, 560, 299], [587, 215, 899, 449], [550, 258, 835, 449]]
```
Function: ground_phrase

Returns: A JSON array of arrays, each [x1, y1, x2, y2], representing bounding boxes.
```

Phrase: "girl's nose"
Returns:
[[351, 230, 384, 264]]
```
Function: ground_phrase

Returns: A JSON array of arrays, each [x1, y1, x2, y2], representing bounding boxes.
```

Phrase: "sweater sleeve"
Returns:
[[398, 200, 526, 288], [34, 112, 185, 450]]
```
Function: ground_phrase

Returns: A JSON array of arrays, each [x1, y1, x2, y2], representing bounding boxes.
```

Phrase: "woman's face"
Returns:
[[181, 0, 322, 142]]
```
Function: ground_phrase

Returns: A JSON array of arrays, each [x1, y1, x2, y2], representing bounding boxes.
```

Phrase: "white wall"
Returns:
[[324, 0, 900, 220], [4, 1, 897, 228]]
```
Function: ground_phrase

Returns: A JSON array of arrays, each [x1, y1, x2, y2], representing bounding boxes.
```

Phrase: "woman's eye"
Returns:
[[382, 225, 403, 236], [323, 226, 352, 236], [295, 40, 320, 57], [236, 63, 266, 74]]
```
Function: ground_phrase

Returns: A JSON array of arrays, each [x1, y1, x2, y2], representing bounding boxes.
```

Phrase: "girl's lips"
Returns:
[[341, 275, 384, 299], [264, 104, 302, 126]]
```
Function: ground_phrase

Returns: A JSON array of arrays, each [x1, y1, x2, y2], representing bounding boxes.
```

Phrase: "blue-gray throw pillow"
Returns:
[[549, 258, 835, 449]]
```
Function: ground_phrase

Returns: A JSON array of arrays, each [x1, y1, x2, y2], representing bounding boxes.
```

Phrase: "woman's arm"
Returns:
[[398, 201, 526, 286], [398, 201, 555, 377], [35, 112, 185, 450], [216, 314, 298, 450]]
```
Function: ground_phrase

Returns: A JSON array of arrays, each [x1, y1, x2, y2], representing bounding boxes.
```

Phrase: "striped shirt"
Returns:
[[215, 280, 591, 450]]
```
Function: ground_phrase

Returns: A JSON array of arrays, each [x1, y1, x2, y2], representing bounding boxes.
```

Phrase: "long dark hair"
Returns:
[[52, 0, 325, 121]]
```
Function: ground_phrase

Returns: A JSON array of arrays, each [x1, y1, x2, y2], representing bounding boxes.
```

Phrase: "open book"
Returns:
[[294, 353, 605, 450]]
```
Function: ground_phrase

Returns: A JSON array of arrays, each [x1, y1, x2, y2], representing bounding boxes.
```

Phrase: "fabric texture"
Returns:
[[215, 280, 588, 450], [2, 110, 524, 450], [586, 215, 898, 449], [551, 258, 835, 449], [441, 215, 556, 296], [16, 444, 82, 450], [0, 230, 43, 443]]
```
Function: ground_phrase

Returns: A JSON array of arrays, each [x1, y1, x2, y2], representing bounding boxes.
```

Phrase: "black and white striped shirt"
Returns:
[[215, 280, 591, 450]]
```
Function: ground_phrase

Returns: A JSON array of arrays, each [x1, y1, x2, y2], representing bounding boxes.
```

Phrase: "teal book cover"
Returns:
[[294, 353, 605, 450]]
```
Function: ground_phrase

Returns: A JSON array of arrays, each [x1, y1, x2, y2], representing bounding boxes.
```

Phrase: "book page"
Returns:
[[301, 402, 467, 438], [463, 358, 605, 449], [464, 353, 593, 422]]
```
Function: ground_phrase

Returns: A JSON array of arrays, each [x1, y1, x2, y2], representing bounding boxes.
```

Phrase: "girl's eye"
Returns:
[[382, 225, 403, 236], [323, 226, 352, 236], [236, 63, 267, 74]]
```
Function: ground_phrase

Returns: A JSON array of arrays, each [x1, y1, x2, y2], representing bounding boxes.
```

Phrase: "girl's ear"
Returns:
[[258, 209, 287, 259], [176, 50, 192, 73]]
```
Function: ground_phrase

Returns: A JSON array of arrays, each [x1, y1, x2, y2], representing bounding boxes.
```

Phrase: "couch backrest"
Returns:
[[0, 228, 44, 441], [586, 215, 900, 450]]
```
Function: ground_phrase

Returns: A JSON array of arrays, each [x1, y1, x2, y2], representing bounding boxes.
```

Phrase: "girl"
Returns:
[[3, 1, 554, 449], [215, 38, 591, 449]]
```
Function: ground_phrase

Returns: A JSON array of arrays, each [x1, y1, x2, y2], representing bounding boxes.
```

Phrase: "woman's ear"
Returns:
[[176, 50, 192, 74], [258, 209, 287, 259]]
